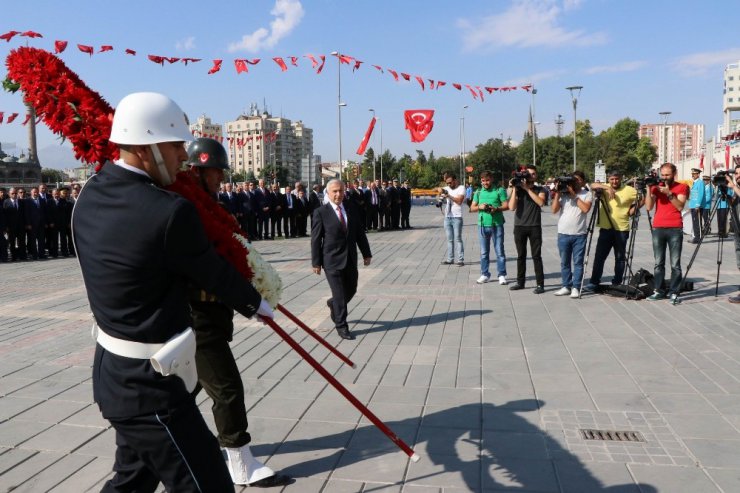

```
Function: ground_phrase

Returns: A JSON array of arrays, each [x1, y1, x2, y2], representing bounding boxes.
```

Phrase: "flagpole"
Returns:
[[369, 108, 376, 181]]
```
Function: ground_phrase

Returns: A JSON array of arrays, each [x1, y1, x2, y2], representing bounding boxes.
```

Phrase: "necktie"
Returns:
[[288, 195, 292, 207], [337, 206, 347, 231], [372, 191, 377, 205]]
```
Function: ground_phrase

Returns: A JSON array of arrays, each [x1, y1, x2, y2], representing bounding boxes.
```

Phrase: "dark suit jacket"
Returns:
[[24, 197, 46, 228], [311, 202, 371, 272], [3, 198, 24, 230], [73, 163, 262, 418], [218, 191, 239, 216]]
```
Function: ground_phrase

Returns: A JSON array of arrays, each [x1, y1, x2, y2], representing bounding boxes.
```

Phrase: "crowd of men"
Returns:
[[445, 163, 740, 304], [0, 183, 81, 262], [217, 176, 414, 241]]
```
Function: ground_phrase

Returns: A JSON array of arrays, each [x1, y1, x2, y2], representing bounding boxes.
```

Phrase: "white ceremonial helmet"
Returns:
[[109, 92, 192, 145]]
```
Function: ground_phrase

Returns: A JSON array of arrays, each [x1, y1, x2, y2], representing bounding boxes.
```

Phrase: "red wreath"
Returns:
[[4, 47, 253, 280]]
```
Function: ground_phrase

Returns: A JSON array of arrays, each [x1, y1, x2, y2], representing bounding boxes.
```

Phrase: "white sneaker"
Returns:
[[570, 288, 580, 299], [225, 445, 276, 485], [498, 276, 508, 285], [554, 287, 571, 296], [476, 275, 490, 284]]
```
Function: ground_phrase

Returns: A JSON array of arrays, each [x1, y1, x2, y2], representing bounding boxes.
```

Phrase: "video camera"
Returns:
[[633, 171, 663, 193], [713, 170, 729, 189], [510, 170, 531, 187], [555, 175, 576, 193]]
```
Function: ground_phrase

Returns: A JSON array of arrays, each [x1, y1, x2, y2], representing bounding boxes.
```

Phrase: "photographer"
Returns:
[[551, 171, 592, 298], [644, 163, 689, 303], [438, 172, 466, 266], [584, 170, 639, 291], [507, 164, 546, 293], [687, 168, 705, 243], [722, 166, 740, 303], [470, 170, 509, 285]]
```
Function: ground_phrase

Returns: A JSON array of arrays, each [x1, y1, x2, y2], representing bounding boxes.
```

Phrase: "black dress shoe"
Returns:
[[250, 473, 295, 487], [532, 285, 545, 294], [326, 299, 335, 322], [509, 283, 525, 291], [336, 327, 355, 340]]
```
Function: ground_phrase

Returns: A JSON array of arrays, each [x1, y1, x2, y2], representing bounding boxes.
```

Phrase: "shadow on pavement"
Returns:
[[267, 399, 659, 492]]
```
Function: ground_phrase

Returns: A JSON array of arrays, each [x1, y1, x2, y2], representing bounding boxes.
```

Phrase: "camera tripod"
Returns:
[[674, 186, 740, 303], [621, 189, 648, 298], [578, 190, 617, 298]]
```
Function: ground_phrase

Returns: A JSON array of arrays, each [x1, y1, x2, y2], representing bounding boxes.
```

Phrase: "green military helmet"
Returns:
[[186, 138, 229, 170]]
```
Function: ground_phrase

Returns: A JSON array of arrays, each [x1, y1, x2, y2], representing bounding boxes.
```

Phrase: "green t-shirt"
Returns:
[[473, 187, 508, 226]]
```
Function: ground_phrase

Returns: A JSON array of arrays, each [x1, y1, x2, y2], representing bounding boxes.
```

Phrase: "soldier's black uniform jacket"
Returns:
[[73, 163, 262, 419]]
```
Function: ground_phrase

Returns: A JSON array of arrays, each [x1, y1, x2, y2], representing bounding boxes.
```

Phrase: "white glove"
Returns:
[[256, 299, 274, 320]]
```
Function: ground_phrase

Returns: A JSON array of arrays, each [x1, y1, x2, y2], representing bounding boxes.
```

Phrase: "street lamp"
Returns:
[[378, 118, 383, 181], [331, 51, 345, 179], [368, 108, 376, 181], [566, 85, 583, 172], [659, 111, 672, 165], [531, 86, 538, 166], [500, 132, 505, 185], [460, 105, 469, 182]]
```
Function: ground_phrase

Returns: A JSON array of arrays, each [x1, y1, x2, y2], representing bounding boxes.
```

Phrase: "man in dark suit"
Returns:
[[295, 188, 309, 236], [381, 180, 392, 230], [308, 184, 321, 227], [400, 180, 413, 229], [4, 188, 26, 261], [365, 181, 380, 231], [389, 179, 402, 229], [311, 179, 372, 340], [0, 188, 7, 262], [269, 183, 283, 239], [282, 185, 296, 238], [256, 179, 271, 240], [219, 183, 239, 218], [73, 92, 274, 492], [58, 187, 74, 256], [24, 186, 47, 259]]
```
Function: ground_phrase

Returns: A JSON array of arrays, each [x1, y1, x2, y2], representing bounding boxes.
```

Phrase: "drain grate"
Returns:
[[580, 429, 646, 443]]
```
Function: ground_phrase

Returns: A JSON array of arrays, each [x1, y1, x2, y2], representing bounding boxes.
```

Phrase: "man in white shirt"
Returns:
[[440, 172, 466, 266]]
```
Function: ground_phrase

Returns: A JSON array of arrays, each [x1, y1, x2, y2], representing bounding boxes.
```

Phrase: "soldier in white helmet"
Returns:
[[73, 92, 273, 492]]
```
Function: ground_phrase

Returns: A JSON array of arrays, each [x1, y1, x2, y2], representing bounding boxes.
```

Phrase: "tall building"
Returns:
[[225, 104, 313, 184], [189, 114, 223, 140], [723, 62, 740, 135], [638, 122, 704, 165]]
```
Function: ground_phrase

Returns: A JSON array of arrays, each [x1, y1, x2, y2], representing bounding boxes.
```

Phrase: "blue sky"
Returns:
[[1, 0, 738, 169]]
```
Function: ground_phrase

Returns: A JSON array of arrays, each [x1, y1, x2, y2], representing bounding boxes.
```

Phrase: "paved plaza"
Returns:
[[1, 203, 739, 492]]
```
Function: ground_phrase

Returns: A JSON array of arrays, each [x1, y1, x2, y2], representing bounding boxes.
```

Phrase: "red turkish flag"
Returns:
[[388, 69, 399, 81], [0, 112, 3, 123], [290, 56, 299, 67], [165, 57, 180, 64], [465, 84, 479, 100], [148, 55, 165, 66], [699, 153, 704, 170], [20, 31, 42, 38], [100, 45, 113, 52], [21, 114, 31, 125], [273, 57, 288, 71], [125, 48, 137, 55], [521, 85, 533, 92], [337, 54, 354, 65], [6, 113, 18, 124], [181, 57, 201, 65], [452, 83, 462, 90], [353, 60, 363, 71], [0, 31, 20, 42], [235, 59, 248, 74], [246, 58, 261, 65], [401, 73, 410, 81], [77, 44, 94, 56], [404, 110, 435, 143], [436, 81, 446, 89], [54, 40, 68, 54], [415, 76, 425, 91], [208, 59, 223, 74], [356, 116, 376, 156], [725, 145, 731, 170], [485, 87, 498, 94], [372, 64, 383, 73]]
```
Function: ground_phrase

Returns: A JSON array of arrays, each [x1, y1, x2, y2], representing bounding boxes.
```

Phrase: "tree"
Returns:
[[41, 168, 66, 184], [635, 137, 658, 174]]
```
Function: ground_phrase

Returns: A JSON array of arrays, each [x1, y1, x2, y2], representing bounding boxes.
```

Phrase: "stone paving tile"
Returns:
[[1, 206, 739, 491]]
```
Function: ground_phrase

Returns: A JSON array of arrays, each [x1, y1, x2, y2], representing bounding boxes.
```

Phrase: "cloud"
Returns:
[[457, 0, 606, 51], [583, 60, 647, 75], [228, 0, 304, 53], [506, 69, 568, 86], [671, 48, 740, 77], [175, 36, 196, 51]]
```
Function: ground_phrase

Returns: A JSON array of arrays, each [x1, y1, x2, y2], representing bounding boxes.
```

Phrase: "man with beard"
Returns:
[[644, 162, 689, 303]]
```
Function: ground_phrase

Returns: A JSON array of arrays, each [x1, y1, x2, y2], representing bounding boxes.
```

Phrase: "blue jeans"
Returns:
[[590, 229, 629, 285], [479, 225, 506, 277], [652, 227, 683, 295], [444, 217, 464, 262], [558, 234, 587, 288]]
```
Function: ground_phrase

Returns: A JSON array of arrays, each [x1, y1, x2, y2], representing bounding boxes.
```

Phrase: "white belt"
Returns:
[[93, 324, 198, 392]]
